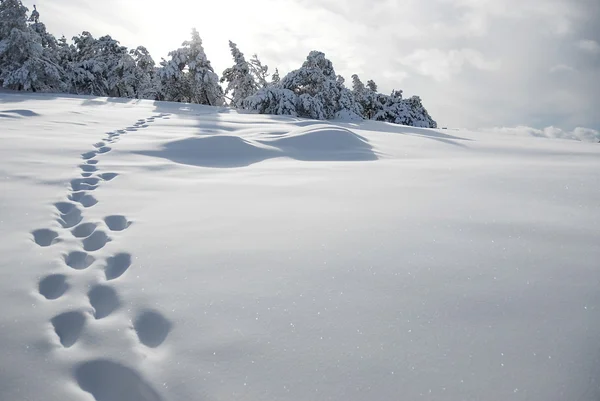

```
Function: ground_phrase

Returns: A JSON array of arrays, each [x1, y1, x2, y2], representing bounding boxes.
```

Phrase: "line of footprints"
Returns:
[[31, 113, 173, 401]]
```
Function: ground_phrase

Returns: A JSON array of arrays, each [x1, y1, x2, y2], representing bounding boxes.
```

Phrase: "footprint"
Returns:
[[57, 207, 83, 229], [81, 151, 97, 160], [64, 251, 95, 270], [99, 173, 118, 181], [96, 146, 111, 154], [117, 130, 126, 134], [75, 360, 162, 401], [69, 191, 86, 202], [77, 194, 98, 208], [93, 142, 105, 149], [51, 311, 86, 348], [88, 285, 120, 319], [104, 215, 132, 232], [54, 202, 77, 215], [82, 231, 110, 252], [39, 274, 69, 300], [64, 251, 96, 270], [31, 229, 59, 247], [133, 310, 172, 348], [105, 253, 131, 280], [81, 172, 93, 178], [126, 127, 138, 132], [71, 222, 97, 238], [71, 177, 99, 192], [79, 164, 98, 173], [87, 160, 99, 165]]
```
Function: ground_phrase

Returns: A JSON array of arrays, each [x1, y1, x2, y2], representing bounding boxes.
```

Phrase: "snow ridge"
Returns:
[[30, 112, 173, 400]]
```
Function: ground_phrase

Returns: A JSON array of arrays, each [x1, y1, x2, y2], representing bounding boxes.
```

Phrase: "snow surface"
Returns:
[[1, 91, 600, 401]]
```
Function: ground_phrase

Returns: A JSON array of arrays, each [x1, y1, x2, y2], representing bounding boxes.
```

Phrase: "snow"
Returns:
[[1, 91, 600, 401]]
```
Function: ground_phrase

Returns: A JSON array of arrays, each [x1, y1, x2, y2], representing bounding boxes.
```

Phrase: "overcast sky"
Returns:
[[25, 0, 600, 130]]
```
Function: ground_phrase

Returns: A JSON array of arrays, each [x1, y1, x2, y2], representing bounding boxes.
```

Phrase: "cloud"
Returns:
[[483, 126, 600, 142], [549, 64, 577, 73], [399, 49, 500, 81], [577, 39, 600, 54]]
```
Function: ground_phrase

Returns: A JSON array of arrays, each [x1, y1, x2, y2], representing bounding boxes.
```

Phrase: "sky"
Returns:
[[24, 0, 600, 131]]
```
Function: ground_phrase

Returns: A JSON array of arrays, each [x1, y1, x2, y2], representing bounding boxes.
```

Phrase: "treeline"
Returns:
[[0, 0, 437, 127]]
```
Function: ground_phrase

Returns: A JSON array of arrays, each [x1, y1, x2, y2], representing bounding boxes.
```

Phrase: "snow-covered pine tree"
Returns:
[[186, 29, 223, 106], [280, 50, 361, 120], [0, 0, 27, 39], [372, 90, 437, 128], [249, 53, 269, 88], [351, 74, 367, 117], [130, 46, 157, 99], [366, 79, 377, 92], [271, 68, 280, 85], [69, 31, 108, 95], [404, 95, 437, 128], [221, 41, 257, 108], [243, 86, 297, 116], [159, 29, 223, 105], [334, 74, 362, 120], [0, 0, 64, 92], [96, 35, 137, 98], [68, 32, 137, 97], [157, 45, 189, 102]]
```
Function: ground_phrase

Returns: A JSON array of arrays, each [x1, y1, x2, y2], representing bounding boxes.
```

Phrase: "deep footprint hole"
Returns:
[[105, 253, 131, 280], [104, 215, 131, 231], [82, 231, 110, 252], [39, 274, 69, 300], [75, 360, 163, 401], [88, 285, 120, 319], [71, 222, 97, 238], [31, 229, 59, 247], [64, 251, 95, 270], [134, 310, 172, 348], [51, 310, 86, 348]]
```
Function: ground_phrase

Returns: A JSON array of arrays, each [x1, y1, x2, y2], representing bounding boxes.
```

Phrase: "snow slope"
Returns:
[[1, 91, 600, 401]]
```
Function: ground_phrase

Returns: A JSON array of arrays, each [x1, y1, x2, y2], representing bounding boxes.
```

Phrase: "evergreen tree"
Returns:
[[186, 29, 223, 105], [221, 41, 257, 107], [366, 79, 377, 92], [0, 1, 63, 91], [249, 53, 269, 88], [280, 51, 360, 120], [159, 29, 223, 105], [271, 68, 280, 85], [372, 90, 437, 128], [130, 46, 157, 99], [244, 86, 297, 116]]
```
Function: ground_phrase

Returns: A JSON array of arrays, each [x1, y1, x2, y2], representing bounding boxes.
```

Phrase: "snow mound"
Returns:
[[260, 126, 376, 160], [137, 124, 377, 168]]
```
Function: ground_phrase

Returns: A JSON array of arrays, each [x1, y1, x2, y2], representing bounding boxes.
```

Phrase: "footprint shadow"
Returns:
[[88, 285, 120, 319], [32, 228, 59, 247], [39, 274, 69, 300], [133, 310, 172, 348], [82, 231, 111, 252], [51, 310, 86, 348], [105, 253, 131, 280], [75, 360, 163, 401]]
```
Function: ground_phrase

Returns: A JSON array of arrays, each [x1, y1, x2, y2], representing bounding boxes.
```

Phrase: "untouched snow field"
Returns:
[[1, 91, 600, 401]]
